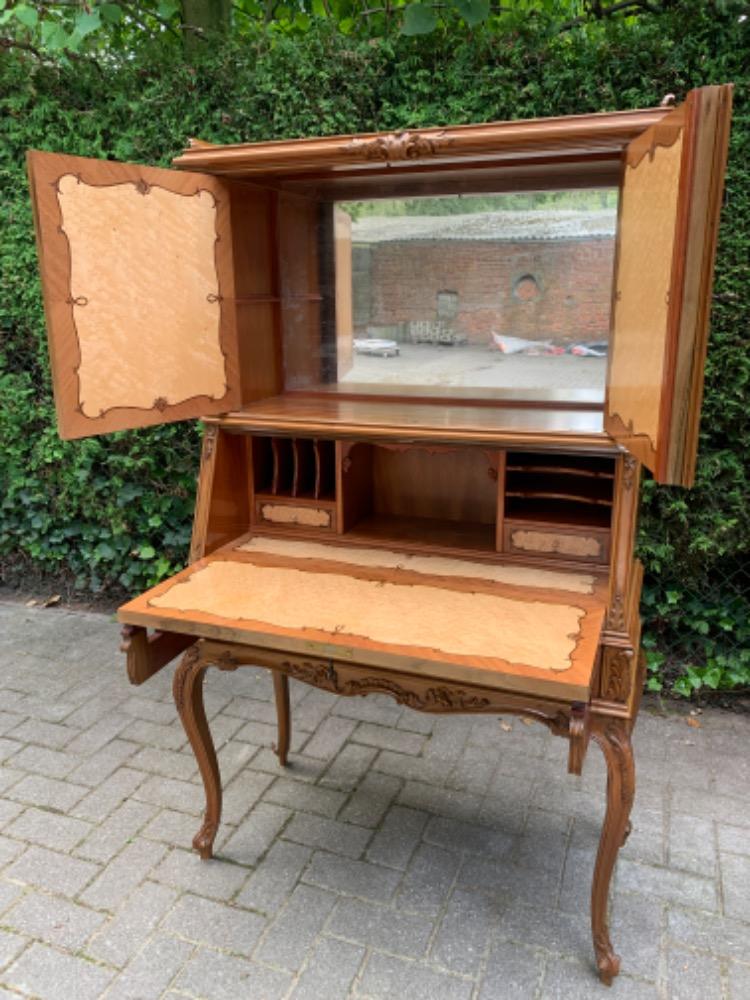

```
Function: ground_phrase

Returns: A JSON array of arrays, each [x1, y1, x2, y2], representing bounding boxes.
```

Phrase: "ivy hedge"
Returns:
[[1, 2, 748, 694]]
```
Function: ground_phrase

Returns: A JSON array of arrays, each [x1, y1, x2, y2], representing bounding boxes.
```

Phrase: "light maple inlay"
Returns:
[[58, 174, 227, 417], [150, 560, 585, 671], [607, 135, 683, 450], [237, 536, 596, 594]]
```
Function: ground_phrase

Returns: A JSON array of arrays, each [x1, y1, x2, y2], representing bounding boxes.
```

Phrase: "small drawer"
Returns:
[[254, 498, 336, 533], [504, 521, 609, 564]]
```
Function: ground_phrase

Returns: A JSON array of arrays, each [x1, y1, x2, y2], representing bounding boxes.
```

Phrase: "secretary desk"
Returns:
[[27, 84, 732, 983]]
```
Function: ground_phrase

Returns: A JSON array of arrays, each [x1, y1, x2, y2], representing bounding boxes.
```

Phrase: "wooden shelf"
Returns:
[[505, 498, 612, 529], [346, 515, 497, 554], [506, 472, 614, 507]]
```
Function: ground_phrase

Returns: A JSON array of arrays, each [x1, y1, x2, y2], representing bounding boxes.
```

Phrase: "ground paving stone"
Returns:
[[0, 601, 748, 999]]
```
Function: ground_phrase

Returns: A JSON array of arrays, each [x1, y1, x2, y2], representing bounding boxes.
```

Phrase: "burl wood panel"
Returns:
[[606, 130, 683, 463], [510, 529, 601, 559], [236, 535, 598, 594], [259, 503, 332, 528], [26, 151, 240, 439], [150, 559, 587, 674]]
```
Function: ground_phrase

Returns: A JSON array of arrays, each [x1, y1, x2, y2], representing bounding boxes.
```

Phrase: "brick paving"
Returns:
[[0, 599, 749, 999]]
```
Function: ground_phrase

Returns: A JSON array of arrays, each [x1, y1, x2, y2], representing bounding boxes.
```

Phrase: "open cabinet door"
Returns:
[[27, 151, 241, 439], [604, 85, 732, 486]]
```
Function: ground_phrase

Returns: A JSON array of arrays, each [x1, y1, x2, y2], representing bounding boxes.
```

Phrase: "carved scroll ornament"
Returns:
[[344, 130, 452, 163]]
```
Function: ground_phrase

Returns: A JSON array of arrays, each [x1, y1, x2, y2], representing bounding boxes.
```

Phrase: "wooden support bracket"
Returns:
[[120, 625, 195, 685]]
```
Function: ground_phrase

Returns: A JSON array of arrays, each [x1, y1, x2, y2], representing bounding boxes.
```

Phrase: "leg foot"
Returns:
[[173, 645, 222, 860], [591, 717, 634, 985], [272, 670, 291, 767]]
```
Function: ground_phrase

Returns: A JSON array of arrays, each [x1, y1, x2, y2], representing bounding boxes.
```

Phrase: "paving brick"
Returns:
[[72, 767, 146, 823], [163, 893, 266, 956], [223, 802, 291, 866], [5, 806, 92, 852], [75, 800, 158, 863], [399, 781, 483, 824], [105, 933, 194, 1000], [374, 749, 450, 785], [0, 799, 24, 830], [302, 716, 356, 760], [79, 838, 166, 910], [222, 770, 275, 825], [174, 947, 292, 1000], [395, 843, 461, 917], [423, 716, 470, 761], [0, 880, 24, 916], [0, 713, 24, 738], [352, 721, 425, 755], [9, 744, 79, 779], [214, 740, 259, 785], [424, 814, 515, 858], [477, 940, 544, 1000], [327, 897, 434, 956], [367, 804, 428, 870], [3, 941, 115, 1000], [339, 771, 401, 827], [66, 739, 139, 787], [283, 812, 371, 859], [720, 851, 750, 922], [129, 746, 197, 781], [320, 742, 378, 791], [0, 928, 28, 968], [334, 693, 402, 726], [4, 891, 105, 951], [669, 812, 716, 875], [223, 696, 279, 724], [119, 718, 186, 751], [255, 883, 337, 970], [236, 840, 312, 915], [609, 891, 664, 982], [303, 850, 401, 903], [152, 848, 251, 900], [667, 905, 750, 963], [141, 808, 205, 848], [667, 945, 724, 1000], [718, 822, 750, 857], [5, 719, 79, 750], [289, 936, 364, 1000], [132, 774, 203, 815], [7, 773, 89, 812], [728, 961, 750, 1000], [263, 776, 346, 818], [542, 959, 658, 998], [431, 888, 499, 974], [5, 845, 100, 897], [88, 881, 179, 967], [359, 952, 473, 1000], [0, 740, 23, 768], [617, 858, 717, 910], [65, 713, 131, 755]]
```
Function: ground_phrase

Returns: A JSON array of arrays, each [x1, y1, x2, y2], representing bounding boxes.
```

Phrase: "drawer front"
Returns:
[[504, 522, 609, 564], [254, 499, 336, 533]]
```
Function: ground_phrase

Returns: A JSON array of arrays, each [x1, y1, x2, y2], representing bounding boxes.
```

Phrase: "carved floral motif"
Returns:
[[344, 130, 451, 162]]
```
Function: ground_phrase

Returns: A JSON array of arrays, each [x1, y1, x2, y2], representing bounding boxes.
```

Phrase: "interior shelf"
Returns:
[[505, 497, 612, 529], [346, 515, 496, 554]]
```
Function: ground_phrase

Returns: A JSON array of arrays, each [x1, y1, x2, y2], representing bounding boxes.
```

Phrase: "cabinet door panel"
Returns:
[[27, 151, 240, 439], [605, 85, 732, 485]]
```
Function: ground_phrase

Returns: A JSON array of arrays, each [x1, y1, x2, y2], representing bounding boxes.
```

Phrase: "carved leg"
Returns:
[[173, 646, 221, 860], [590, 718, 635, 985], [272, 670, 291, 766]]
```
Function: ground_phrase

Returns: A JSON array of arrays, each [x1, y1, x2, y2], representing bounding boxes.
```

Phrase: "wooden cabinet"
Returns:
[[27, 86, 733, 985]]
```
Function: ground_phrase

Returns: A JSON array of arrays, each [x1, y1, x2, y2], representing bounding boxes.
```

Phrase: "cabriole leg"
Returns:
[[272, 670, 291, 766], [173, 646, 221, 860], [590, 717, 635, 985]]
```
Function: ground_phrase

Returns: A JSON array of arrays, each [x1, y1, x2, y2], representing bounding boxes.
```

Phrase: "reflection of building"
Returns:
[[350, 210, 616, 345]]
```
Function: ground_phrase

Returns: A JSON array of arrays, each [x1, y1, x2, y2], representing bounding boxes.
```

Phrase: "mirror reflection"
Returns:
[[283, 189, 619, 401]]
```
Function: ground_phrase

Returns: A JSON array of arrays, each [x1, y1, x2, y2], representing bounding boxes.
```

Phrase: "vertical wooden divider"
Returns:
[[495, 449, 507, 552], [291, 439, 301, 497], [313, 440, 323, 499]]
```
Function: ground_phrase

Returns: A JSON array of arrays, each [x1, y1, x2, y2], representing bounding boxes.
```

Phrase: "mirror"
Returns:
[[283, 189, 619, 402]]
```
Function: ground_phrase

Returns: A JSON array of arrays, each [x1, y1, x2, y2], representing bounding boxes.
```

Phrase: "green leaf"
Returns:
[[99, 3, 123, 25], [74, 10, 102, 38], [138, 545, 156, 560], [157, 0, 179, 18], [13, 4, 38, 28], [703, 666, 722, 689], [402, 4, 438, 35], [673, 677, 693, 698], [454, 0, 490, 26], [40, 21, 71, 50]]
